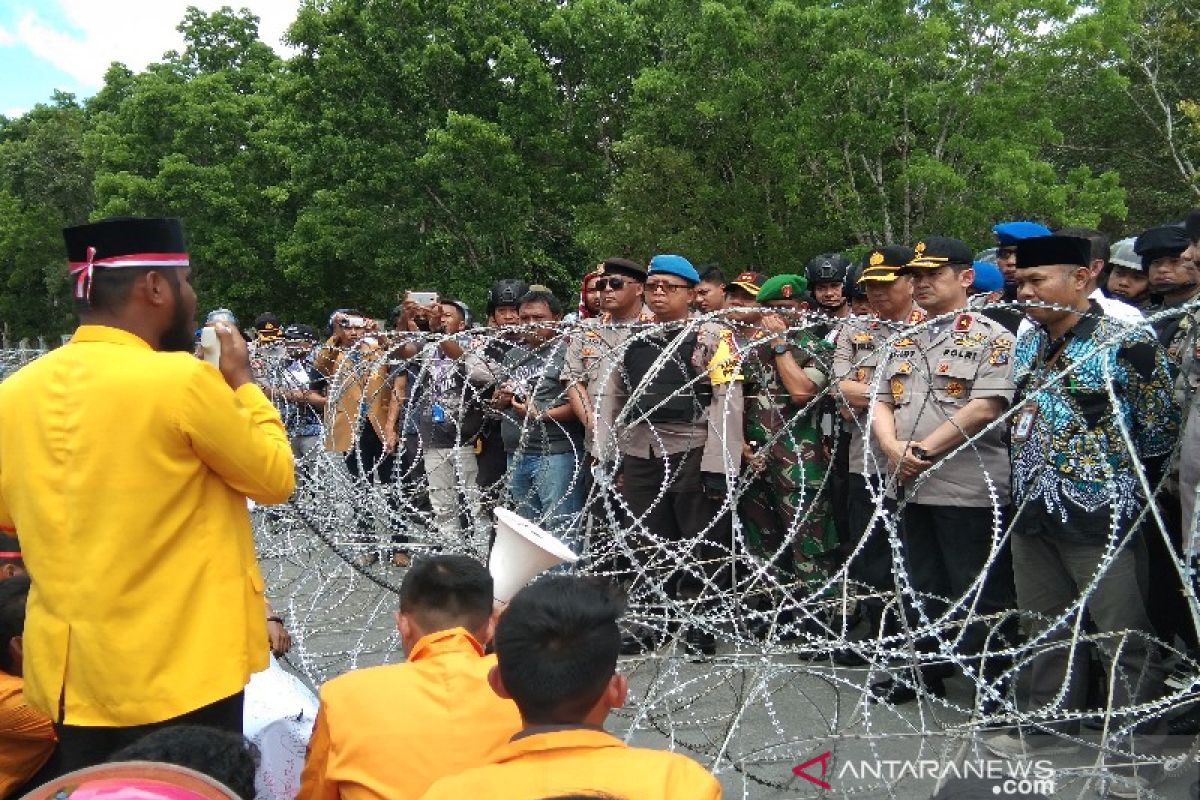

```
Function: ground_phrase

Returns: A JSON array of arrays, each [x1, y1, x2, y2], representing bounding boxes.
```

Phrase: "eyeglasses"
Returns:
[[594, 277, 629, 291], [645, 281, 691, 294]]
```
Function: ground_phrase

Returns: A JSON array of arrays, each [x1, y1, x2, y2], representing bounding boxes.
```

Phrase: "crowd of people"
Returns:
[[3, 210, 1200, 800]]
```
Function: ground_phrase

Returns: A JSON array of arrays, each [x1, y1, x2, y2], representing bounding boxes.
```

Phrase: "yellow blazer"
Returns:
[[0, 325, 295, 726]]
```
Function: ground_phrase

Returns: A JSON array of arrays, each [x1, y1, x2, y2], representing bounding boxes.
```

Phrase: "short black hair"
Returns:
[[76, 267, 180, 316], [0, 533, 21, 569], [399, 555, 493, 635], [0, 575, 30, 674], [110, 725, 260, 800], [1055, 226, 1110, 267], [494, 576, 623, 725], [699, 265, 726, 285], [518, 289, 563, 318]]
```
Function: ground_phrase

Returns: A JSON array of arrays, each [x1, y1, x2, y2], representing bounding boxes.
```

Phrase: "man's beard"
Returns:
[[159, 276, 195, 352]]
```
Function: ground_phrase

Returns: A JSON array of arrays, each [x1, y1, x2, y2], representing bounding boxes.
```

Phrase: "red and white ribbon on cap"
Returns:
[[68, 248, 190, 300]]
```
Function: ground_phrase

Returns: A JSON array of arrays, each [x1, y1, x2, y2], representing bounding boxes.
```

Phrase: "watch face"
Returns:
[[773, 343, 789, 354]]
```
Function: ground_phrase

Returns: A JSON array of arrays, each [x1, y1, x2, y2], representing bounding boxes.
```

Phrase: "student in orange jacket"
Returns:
[[0, 217, 294, 774], [0, 575, 57, 798], [298, 555, 522, 800], [420, 576, 721, 800]]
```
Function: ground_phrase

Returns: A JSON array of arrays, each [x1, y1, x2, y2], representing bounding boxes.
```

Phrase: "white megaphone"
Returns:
[[490, 507, 579, 607]]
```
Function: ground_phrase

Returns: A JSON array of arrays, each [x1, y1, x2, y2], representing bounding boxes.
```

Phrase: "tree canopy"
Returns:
[[0, 0, 1195, 339]]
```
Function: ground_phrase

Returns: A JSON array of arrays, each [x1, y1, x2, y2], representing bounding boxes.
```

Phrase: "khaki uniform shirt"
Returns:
[[833, 308, 924, 477], [561, 310, 653, 457], [878, 311, 1016, 507]]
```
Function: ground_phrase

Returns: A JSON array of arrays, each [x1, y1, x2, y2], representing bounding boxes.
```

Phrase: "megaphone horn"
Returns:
[[490, 507, 579, 607]]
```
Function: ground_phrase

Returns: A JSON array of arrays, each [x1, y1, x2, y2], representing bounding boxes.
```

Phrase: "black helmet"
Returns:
[[805, 252, 851, 286], [487, 279, 530, 312], [845, 261, 867, 300]]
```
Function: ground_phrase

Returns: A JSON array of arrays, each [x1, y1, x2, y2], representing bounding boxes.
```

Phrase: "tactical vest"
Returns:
[[622, 331, 713, 424]]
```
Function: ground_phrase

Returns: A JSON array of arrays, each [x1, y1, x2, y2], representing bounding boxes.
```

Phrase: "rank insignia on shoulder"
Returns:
[[954, 313, 973, 331]]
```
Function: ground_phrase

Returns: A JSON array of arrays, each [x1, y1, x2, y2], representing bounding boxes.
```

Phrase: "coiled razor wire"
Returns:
[[11, 299, 1200, 798]]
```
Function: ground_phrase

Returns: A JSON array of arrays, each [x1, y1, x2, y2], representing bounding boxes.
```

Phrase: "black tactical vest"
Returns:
[[622, 331, 713, 424]]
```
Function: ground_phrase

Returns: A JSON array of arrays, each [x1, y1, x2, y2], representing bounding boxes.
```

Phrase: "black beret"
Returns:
[[1015, 235, 1091, 269]]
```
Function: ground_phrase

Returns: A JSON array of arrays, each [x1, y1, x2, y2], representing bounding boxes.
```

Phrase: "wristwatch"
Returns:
[[771, 342, 790, 356]]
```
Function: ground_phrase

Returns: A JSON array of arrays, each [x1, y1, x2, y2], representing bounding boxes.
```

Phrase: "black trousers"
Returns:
[[42, 691, 244, 783], [621, 448, 730, 601], [900, 504, 1018, 675], [1143, 489, 1198, 651], [845, 473, 897, 592]]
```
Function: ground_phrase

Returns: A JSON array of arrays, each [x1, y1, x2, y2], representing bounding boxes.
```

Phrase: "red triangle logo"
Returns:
[[792, 751, 832, 789]]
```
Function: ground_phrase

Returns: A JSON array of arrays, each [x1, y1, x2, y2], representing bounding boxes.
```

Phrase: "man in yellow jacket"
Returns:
[[420, 576, 721, 800], [298, 554, 521, 800], [0, 217, 294, 774]]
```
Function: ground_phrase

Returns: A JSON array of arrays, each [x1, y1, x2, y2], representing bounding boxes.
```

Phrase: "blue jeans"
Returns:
[[506, 450, 585, 557]]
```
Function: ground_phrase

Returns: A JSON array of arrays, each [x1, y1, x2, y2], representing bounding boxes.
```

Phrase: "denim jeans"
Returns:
[[506, 450, 585, 556]]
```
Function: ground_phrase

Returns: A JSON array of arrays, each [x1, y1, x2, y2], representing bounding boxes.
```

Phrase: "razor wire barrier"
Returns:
[[10, 299, 1200, 797]]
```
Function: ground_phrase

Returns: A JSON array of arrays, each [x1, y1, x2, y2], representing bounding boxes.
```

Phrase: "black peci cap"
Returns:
[[1015, 235, 1091, 269]]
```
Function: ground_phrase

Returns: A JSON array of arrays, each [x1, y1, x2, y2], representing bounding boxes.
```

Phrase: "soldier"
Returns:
[[869, 236, 1017, 710], [832, 245, 922, 664], [805, 253, 853, 340], [726, 274, 837, 637]]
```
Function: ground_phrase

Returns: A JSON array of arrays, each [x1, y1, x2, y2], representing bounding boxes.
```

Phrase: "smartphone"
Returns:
[[407, 291, 439, 306]]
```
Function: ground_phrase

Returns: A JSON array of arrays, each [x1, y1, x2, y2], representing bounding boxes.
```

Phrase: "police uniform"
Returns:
[[1134, 223, 1199, 651], [831, 246, 921, 642], [871, 237, 1017, 704]]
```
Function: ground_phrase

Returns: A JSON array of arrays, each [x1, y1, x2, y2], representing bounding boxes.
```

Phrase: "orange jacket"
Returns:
[[0, 325, 294, 725], [298, 628, 522, 800], [419, 727, 721, 800], [0, 671, 56, 797]]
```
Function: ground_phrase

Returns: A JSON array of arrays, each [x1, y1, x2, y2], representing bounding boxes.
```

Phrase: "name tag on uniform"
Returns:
[[1012, 401, 1038, 444]]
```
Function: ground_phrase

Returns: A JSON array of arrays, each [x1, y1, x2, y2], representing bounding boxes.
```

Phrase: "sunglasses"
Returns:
[[645, 281, 691, 294], [594, 277, 632, 291]]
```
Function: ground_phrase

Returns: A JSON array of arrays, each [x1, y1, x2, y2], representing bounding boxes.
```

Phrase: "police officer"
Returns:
[[1137, 223, 1199, 370], [869, 236, 1017, 709], [832, 245, 922, 664], [601, 255, 734, 656], [1181, 211, 1200, 554]]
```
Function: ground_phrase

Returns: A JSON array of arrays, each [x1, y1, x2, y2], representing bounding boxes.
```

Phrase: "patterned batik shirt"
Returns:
[[1011, 301, 1179, 542]]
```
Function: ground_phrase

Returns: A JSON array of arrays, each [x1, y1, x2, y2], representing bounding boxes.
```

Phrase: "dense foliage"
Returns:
[[0, 0, 1195, 339]]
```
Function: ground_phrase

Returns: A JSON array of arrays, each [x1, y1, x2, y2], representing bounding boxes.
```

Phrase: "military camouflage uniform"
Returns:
[[738, 326, 838, 591]]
